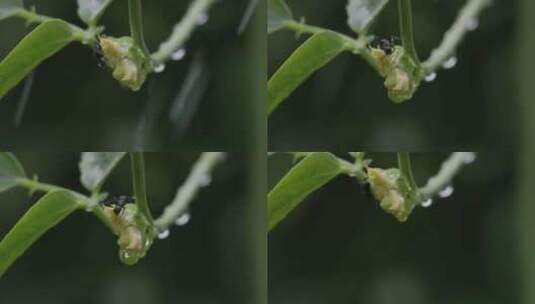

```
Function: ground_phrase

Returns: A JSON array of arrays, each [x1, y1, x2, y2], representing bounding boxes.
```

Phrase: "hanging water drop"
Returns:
[[463, 152, 477, 164], [464, 18, 479, 31], [171, 48, 187, 61], [154, 63, 166, 73], [175, 213, 191, 226], [199, 174, 212, 187], [158, 229, 170, 240], [442, 57, 457, 70], [424, 72, 437, 82], [421, 198, 433, 208], [439, 185, 454, 198], [118, 249, 139, 265], [196, 13, 209, 26]]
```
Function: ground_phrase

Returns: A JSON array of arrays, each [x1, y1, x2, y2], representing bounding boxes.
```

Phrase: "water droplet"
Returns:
[[421, 198, 433, 208], [439, 185, 454, 198], [158, 229, 170, 240], [442, 56, 457, 70], [463, 152, 477, 164], [175, 213, 191, 226], [199, 174, 212, 187], [154, 63, 166, 73], [424, 72, 437, 82], [196, 13, 209, 26], [119, 249, 140, 265], [464, 18, 479, 31], [171, 48, 186, 61]]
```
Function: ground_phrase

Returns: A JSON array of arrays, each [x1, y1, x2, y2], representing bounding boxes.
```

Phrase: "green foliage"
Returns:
[[77, 0, 113, 25], [104, 203, 154, 265], [79, 152, 126, 192], [268, 31, 348, 114], [0, 191, 80, 277], [370, 45, 423, 103], [0, 152, 25, 192], [267, 0, 293, 34], [268, 152, 344, 231], [346, 0, 390, 34], [0, 20, 76, 100], [0, 0, 23, 21], [367, 167, 416, 221], [99, 36, 152, 91]]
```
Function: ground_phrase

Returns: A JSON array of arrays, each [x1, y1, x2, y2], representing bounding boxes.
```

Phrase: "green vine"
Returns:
[[268, 152, 475, 230], [268, 0, 492, 112], [0, 152, 226, 276]]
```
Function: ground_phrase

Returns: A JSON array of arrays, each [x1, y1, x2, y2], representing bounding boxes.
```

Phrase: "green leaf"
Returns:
[[268, 31, 348, 114], [0, 190, 80, 277], [268, 0, 293, 34], [77, 0, 113, 25], [79, 152, 126, 192], [268, 152, 343, 231], [0, 0, 23, 21], [0, 20, 76, 101], [0, 152, 25, 192], [346, 0, 390, 33]]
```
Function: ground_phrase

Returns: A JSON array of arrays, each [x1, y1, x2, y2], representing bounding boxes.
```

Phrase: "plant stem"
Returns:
[[16, 9, 54, 24], [14, 177, 113, 229], [422, 0, 491, 73], [281, 152, 367, 182], [284, 20, 380, 73], [151, 0, 217, 65], [154, 152, 225, 231], [419, 152, 474, 200], [397, 0, 420, 64], [128, 0, 150, 56], [339, 157, 367, 182], [397, 152, 418, 191], [15, 178, 80, 197], [15, 9, 100, 44], [285, 20, 330, 36], [130, 152, 153, 222]]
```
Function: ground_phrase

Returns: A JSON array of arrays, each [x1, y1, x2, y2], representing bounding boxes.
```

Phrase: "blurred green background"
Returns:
[[268, 152, 518, 304], [0, 152, 264, 303], [268, 0, 514, 150], [0, 0, 263, 150]]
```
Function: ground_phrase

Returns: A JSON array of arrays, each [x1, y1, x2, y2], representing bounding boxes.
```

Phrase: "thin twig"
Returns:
[[419, 152, 475, 200], [14, 177, 113, 229], [282, 21, 380, 73], [397, 0, 420, 64], [151, 0, 217, 65], [154, 152, 225, 231], [128, 0, 150, 55], [397, 152, 419, 193], [422, 0, 492, 73], [130, 152, 153, 222], [15, 9, 100, 44]]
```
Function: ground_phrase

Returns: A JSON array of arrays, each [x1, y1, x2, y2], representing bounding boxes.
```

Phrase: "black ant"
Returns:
[[99, 195, 135, 215], [359, 182, 373, 200], [369, 36, 400, 55], [93, 40, 106, 68]]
